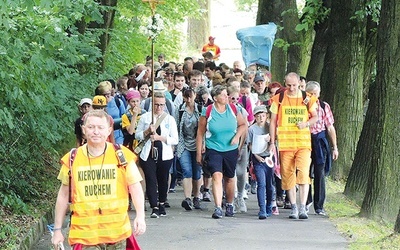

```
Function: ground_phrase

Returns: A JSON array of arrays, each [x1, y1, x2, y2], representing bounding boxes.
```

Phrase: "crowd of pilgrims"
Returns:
[[74, 53, 319, 220]]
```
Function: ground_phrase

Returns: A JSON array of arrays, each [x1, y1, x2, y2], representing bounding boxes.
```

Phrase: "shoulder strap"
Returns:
[[115, 96, 121, 108], [166, 99, 173, 114], [178, 103, 185, 124], [205, 104, 213, 119], [242, 96, 247, 109], [228, 103, 238, 115], [68, 148, 77, 204], [319, 100, 326, 111], [144, 98, 150, 111]]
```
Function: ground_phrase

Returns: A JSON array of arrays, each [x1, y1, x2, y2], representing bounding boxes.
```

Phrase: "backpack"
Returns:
[[178, 103, 203, 125], [205, 103, 238, 120], [68, 144, 127, 203], [278, 90, 310, 110]]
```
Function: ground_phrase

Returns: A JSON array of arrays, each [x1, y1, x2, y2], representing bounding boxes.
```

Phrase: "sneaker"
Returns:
[[225, 204, 234, 217], [258, 210, 267, 220], [284, 201, 292, 209], [299, 205, 308, 219], [306, 201, 313, 213], [237, 197, 247, 213], [193, 197, 201, 209], [266, 206, 272, 217], [250, 182, 257, 194], [242, 191, 249, 200], [272, 206, 279, 215], [202, 191, 211, 202], [276, 197, 284, 208], [164, 201, 170, 208], [181, 198, 193, 211], [150, 208, 159, 218], [212, 207, 223, 219], [289, 205, 299, 219], [159, 204, 167, 217], [315, 209, 327, 216], [168, 188, 176, 193]]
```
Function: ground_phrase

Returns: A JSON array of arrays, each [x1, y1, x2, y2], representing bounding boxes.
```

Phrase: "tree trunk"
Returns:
[[395, 208, 400, 233], [344, 15, 377, 203], [320, 0, 366, 180], [257, 0, 301, 82], [306, 0, 331, 82], [188, 0, 209, 52], [358, 0, 400, 222], [75, 0, 117, 72]]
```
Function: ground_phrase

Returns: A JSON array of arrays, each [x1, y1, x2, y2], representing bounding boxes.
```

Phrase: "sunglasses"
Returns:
[[231, 97, 240, 101]]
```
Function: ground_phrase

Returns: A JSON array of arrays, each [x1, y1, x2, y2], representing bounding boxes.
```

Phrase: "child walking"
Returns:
[[248, 105, 275, 219]]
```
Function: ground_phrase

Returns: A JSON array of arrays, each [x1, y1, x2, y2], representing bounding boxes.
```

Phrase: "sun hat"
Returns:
[[92, 95, 107, 108], [79, 98, 92, 106]]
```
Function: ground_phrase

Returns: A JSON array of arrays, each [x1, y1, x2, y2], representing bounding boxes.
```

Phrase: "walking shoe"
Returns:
[[276, 196, 284, 208], [237, 197, 247, 213], [289, 204, 299, 219], [299, 204, 308, 219], [168, 188, 176, 193], [315, 209, 327, 216], [306, 201, 313, 213], [266, 206, 273, 217], [272, 206, 279, 215], [250, 182, 257, 194], [258, 210, 267, 220], [225, 204, 234, 217], [212, 207, 223, 219], [202, 191, 211, 202], [193, 197, 201, 209], [150, 208, 159, 218], [284, 201, 292, 209], [181, 198, 193, 211], [159, 203, 167, 217], [164, 201, 170, 208], [242, 191, 249, 200]]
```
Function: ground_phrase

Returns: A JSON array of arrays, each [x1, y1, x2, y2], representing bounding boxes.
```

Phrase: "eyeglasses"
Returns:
[[231, 97, 240, 101], [154, 103, 165, 107]]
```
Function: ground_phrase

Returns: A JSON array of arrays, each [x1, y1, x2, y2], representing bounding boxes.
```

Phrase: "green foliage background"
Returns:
[[0, 0, 200, 247]]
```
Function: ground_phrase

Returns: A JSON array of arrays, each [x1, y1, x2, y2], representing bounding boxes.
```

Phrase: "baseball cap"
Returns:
[[209, 36, 215, 40], [253, 105, 268, 115], [254, 75, 265, 83], [79, 98, 92, 106], [92, 95, 107, 108]]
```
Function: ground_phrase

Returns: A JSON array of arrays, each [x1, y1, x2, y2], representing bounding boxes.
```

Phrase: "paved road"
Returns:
[[33, 186, 348, 249]]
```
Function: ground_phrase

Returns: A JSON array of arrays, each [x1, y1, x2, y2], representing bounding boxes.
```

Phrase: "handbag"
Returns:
[[133, 113, 167, 155]]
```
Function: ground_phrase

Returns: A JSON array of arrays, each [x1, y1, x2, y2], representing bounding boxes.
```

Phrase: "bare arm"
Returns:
[[196, 116, 207, 164], [231, 112, 247, 146], [326, 124, 339, 160], [268, 113, 277, 152], [128, 182, 146, 236], [51, 184, 69, 248]]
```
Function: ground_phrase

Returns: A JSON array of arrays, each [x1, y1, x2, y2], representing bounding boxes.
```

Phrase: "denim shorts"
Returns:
[[178, 149, 202, 180], [203, 148, 238, 178]]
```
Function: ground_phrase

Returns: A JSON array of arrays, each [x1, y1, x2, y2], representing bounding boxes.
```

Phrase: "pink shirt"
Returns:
[[310, 100, 334, 134]]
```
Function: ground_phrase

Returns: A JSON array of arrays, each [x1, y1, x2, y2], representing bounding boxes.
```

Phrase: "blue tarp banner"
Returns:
[[236, 23, 277, 68]]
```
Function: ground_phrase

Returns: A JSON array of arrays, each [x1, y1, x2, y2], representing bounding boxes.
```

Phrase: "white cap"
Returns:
[[79, 98, 92, 106]]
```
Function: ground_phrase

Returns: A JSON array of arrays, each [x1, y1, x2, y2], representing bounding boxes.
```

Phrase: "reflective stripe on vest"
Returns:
[[68, 147, 131, 245], [277, 96, 311, 151]]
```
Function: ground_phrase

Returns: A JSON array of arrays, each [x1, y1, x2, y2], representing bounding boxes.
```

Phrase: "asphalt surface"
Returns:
[[32, 186, 348, 250]]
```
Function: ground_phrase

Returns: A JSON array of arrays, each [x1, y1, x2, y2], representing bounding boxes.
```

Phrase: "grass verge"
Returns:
[[326, 179, 400, 249]]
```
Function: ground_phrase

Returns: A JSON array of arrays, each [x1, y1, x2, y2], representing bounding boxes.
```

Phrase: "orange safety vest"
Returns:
[[272, 91, 315, 151], [67, 146, 132, 245]]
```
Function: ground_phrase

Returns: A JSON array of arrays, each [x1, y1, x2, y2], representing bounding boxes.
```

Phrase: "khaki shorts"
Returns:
[[75, 239, 126, 250], [279, 149, 311, 190]]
